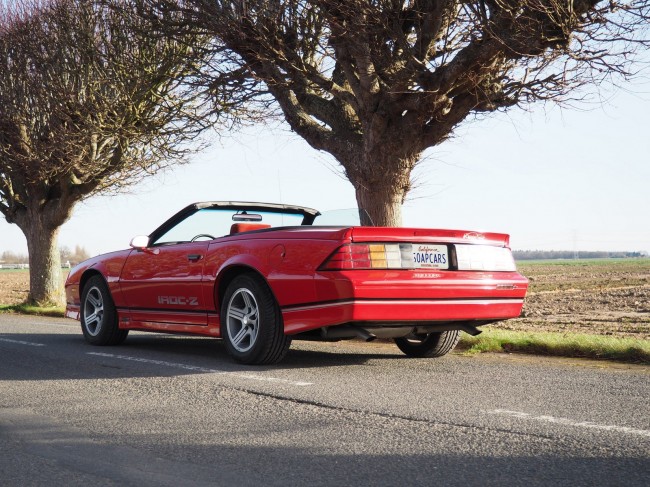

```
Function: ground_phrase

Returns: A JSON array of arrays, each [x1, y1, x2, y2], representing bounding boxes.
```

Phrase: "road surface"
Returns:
[[1, 314, 648, 486]]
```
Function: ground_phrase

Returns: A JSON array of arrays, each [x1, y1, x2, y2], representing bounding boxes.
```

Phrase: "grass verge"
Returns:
[[458, 329, 650, 364], [0, 303, 65, 318]]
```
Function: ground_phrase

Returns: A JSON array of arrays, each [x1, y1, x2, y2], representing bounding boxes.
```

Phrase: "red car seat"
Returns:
[[229, 223, 271, 235]]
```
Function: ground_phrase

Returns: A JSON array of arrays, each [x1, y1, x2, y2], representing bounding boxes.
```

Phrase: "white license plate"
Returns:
[[411, 244, 449, 269]]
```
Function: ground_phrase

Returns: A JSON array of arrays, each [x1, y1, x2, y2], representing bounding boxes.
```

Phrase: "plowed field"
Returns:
[[0, 270, 68, 306], [494, 259, 650, 339]]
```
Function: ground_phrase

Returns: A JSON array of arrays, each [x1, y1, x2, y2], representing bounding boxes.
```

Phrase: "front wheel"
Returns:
[[221, 274, 291, 365], [394, 330, 461, 358], [80, 275, 128, 346]]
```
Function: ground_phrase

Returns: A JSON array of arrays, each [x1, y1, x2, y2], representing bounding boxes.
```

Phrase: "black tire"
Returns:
[[80, 275, 128, 346], [220, 273, 291, 365], [394, 330, 461, 358]]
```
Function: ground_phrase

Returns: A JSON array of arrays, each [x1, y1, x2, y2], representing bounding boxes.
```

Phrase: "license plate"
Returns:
[[411, 244, 449, 269]]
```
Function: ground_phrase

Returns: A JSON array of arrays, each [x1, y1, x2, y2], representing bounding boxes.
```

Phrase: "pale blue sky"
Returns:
[[1, 79, 649, 256]]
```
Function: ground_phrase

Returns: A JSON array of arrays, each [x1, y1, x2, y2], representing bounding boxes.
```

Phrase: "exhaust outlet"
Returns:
[[320, 326, 377, 341], [458, 323, 482, 336], [354, 328, 376, 342]]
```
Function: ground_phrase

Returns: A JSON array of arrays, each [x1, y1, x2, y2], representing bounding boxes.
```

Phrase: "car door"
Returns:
[[119, 241, 209, 326]]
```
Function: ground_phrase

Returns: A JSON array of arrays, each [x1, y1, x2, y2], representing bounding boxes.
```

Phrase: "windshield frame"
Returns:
[[147, 201, 321, 245]]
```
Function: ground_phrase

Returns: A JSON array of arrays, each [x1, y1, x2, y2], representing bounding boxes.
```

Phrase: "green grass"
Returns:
[[458, 329, 650, 364], [0, 303, 65, 317]]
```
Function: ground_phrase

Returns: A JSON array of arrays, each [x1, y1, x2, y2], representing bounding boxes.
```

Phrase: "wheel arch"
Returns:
[[79, 269, 107, 297], [215, 265, 278, 311]]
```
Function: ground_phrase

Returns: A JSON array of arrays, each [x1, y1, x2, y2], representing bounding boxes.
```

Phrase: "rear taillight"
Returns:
[[320, 243, 425, 270], [320, 243, 517, 271], [320, 244, 370, 270]]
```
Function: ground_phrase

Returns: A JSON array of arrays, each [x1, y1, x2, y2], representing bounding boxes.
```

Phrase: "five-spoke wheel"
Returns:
[[83, 285, 105, 337], [80, 275, 128, 345], [225, 288, 260, 353], [221, 274, 291, 364]]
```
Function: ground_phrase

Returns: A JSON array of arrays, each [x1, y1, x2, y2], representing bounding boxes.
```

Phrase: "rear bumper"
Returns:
[[281, 297, 525, 334]]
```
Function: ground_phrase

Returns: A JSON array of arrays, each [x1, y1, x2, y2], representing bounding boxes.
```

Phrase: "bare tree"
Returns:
[[60, 245, 90, 266], [147, 0, 650, 226], [0, 0, 214, 305], [0, 251, 29, 265]]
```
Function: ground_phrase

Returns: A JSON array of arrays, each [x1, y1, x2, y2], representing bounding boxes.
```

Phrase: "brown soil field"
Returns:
[[493, 259, 650, 340], [0, 270, 68, 306], [2, 259, 649, 340]]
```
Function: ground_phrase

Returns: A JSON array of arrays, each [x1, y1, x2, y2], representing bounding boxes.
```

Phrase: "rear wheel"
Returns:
[[221, 274, 291, 365], [394, 330, 461, 358], [80, 275, 128, 345]]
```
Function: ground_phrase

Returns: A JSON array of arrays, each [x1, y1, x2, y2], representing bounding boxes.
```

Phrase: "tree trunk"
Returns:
[[10, 204, 71, 307], [355, 184, 404, 227], [24, 221, 64, 306], [350, 147, 418, 227]]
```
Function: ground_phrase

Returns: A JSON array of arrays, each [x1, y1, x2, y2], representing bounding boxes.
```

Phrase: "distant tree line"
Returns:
[[0, 251, 29, 265], [513, 250, 649, 261], [1, 246, 89, 266]]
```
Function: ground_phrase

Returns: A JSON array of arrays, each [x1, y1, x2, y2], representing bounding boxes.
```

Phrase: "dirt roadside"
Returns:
[[2, 259, 649, 340]]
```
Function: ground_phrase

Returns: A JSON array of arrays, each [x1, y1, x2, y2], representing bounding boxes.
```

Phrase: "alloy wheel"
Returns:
[[226, 288, 259, 353], [83, 286, 104, 337]]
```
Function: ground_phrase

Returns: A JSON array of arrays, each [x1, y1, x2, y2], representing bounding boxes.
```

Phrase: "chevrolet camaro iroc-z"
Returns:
[[65, 202, 528, 364]]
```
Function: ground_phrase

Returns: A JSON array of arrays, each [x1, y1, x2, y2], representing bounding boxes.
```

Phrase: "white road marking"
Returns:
[[486, 409, 650, 437], [0, 338, 45, 347], [87, 352, 313, 387]]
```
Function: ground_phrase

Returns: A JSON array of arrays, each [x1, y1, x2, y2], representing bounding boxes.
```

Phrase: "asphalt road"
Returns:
[[1, 314, 649, 486]]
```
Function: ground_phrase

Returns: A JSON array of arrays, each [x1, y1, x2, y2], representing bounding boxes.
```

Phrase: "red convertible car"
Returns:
[[65, 202, 528, 364]]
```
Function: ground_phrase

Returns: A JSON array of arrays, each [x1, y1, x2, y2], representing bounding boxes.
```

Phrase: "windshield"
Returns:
[[153, 208, 304, 245], [149, 205, 373, 246]]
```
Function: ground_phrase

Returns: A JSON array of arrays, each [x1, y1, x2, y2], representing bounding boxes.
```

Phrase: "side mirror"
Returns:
[[129, 235, 150, 250]]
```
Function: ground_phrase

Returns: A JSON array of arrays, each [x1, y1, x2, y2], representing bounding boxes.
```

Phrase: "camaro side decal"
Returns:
[[158, 296, 199, 306]]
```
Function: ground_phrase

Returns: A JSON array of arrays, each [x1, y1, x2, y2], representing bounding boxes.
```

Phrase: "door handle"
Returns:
[[187, 254, 203, 262]]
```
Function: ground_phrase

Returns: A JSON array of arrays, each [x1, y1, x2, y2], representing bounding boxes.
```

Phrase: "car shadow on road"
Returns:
[[0, 330, 408, 381], [122, 332, 404, 365]]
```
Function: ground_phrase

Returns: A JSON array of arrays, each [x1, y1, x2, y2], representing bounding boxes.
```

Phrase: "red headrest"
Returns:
[[229, 223, 271, 235]]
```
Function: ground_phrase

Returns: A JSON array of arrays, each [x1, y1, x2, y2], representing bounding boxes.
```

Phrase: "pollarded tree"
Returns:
[[149, 0, 650, 226], [0, 0, 213, 305]]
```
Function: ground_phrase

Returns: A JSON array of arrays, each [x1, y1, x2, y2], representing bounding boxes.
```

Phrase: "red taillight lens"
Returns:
[[320, 243, 408, 270], [320, 244, 371, 270]]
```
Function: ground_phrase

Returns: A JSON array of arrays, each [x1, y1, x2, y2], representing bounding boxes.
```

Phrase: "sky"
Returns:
[[1, 78, 649, 257]]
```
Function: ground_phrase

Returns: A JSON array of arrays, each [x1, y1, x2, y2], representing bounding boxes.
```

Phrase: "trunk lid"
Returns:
[[349, 227, 510, 248]]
